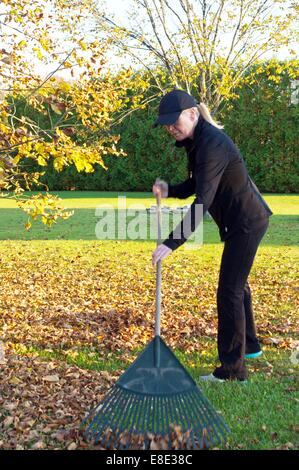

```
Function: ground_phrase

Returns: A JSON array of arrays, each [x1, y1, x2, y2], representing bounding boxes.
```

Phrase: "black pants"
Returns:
[[214, 220, 269, 380]]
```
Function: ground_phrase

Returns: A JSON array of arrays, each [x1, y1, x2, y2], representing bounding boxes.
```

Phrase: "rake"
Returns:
[[81, 192, 230, 450]]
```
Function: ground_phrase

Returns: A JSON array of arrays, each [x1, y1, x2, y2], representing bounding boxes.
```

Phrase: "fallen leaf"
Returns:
[[31, 441, 46, 450], [289, 425, 299, 433], [0, 341, 6, 364], [276, 442, 294, 450], [67, 442, 77, 450], [3, 416, 14, 428], [150, 440, 161, 450], [9, 376, 22, 385], [42, 375, 60, 382], [3, 402, 17, 411]]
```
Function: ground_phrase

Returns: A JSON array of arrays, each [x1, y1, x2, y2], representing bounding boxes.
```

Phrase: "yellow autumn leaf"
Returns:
[[18, 40, 27, 48], [50, 103, 63, 114], [33, 48, 43, 60], [9, 376, 22, 385], [37, 155, 47, 166]]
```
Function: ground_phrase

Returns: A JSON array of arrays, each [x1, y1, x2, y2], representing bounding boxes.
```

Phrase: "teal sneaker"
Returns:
[[245, 351, 263, 359]]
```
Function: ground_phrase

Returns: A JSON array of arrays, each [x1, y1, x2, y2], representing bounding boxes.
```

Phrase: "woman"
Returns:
[[152, 89, 272, 382]]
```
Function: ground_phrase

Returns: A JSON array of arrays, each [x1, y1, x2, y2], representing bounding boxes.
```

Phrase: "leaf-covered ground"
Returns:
[[0, 241, 298, 351], [0, 193, 298, 450]]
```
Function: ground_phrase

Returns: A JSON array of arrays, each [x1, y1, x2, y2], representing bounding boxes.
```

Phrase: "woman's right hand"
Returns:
[[152, 178, 168, 198]]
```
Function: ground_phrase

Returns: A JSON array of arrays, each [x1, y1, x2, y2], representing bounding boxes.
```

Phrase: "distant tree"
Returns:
[[91, 0, 298, 109]]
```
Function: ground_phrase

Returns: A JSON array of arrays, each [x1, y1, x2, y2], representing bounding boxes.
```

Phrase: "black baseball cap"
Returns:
[[153, 89, 198, 127]]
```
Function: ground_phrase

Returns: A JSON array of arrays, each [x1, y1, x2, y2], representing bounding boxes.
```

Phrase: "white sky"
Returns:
[[55, 0, 298, 80], [1, 0, 297, 82]]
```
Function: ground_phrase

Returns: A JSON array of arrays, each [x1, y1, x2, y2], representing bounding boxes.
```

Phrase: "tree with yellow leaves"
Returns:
[[0, 0, 148, 227]]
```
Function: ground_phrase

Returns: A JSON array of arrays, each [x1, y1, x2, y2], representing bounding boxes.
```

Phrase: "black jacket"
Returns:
[[163, 116, 272, 251]]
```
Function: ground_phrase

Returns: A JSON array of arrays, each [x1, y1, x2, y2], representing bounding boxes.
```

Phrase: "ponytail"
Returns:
[[197, 103, 224, 130]]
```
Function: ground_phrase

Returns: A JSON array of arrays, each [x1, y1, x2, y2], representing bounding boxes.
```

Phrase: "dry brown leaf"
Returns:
[[3, 402, 17, 411], [3, 416, 14, 428], [67, 442, 77, 450], [42, 375, 60, 382], [150, 440, 161, 450], [31, 441, 46, 450]]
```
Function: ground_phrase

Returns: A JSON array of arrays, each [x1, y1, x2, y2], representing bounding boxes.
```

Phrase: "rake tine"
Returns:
[[185, 391, 210, 441], [120, 394, 140, 448], [190, 393, 215, 449], [197, 389, 230, 438], [190, 390, 224, 447], [88, 388, 123, 442], [166, 394, 177, 445], [133, 396, 144, 435], [85, 388, 118, 433], [105, 390, 136, 449], [142, 395, 151, 449], [178, 394, 196, 448], [129, 393, 142, 434], [177, 394, 190, 431], [184, 391, 217, 448], [173, 396, 188, 445], [174, 395, 182, 429], [92, 391, 125, 447], [139, 395, 147, 435], [164, 396, 172, 447], [150, 396, 156, 434], [160, 397, 165, 436], [117, 392, 145, 449]]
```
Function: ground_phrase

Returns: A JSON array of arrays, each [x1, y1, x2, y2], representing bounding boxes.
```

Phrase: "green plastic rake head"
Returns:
[[81, 193, 230, 449]]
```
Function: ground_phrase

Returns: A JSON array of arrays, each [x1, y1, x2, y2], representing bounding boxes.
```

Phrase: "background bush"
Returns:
[[21, 60, 299, 193]]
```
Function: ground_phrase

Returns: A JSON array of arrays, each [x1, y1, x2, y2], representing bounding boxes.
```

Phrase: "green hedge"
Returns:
[[24, 62, 299, 193], [27, 108, 188, 192], [220, 63, 299, 192]]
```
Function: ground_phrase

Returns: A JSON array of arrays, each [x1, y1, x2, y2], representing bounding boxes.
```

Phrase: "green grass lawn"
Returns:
[[0, 192, 298, 244], [0, 192, 298, 450]]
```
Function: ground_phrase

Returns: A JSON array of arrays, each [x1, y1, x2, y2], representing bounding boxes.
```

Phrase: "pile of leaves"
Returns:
[[0, 346, 117, 450], [0, 242, 297, 355], [86, 426, 210, 451]]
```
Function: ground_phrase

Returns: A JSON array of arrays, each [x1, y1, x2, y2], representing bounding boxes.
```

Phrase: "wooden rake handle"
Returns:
[[155, 191, 162, 337]]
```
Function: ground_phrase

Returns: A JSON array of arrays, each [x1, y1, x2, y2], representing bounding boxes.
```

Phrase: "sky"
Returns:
[[1, 0, 297, 83], [54, 0, 298, 80]]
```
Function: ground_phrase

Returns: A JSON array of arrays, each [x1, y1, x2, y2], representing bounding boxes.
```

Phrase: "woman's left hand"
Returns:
[[152, 244, 172, 266]]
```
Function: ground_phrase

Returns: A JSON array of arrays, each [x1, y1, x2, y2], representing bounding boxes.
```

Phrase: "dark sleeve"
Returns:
[[168, 178, 195, 199], [163, 143, 228, 251]]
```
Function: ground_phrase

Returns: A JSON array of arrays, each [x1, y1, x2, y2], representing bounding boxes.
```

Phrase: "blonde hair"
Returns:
[[197, 103, 224, 129]]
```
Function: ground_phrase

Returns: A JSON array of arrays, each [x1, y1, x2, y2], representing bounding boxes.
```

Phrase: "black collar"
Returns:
[[174, 115, 204, 150]]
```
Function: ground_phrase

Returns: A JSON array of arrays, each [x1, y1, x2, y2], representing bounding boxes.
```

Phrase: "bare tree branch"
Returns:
[[151, 0, 189, 90], [208, 0, 225, 65], [24, 49, 74, 100], [90, 0, 297, 109]]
